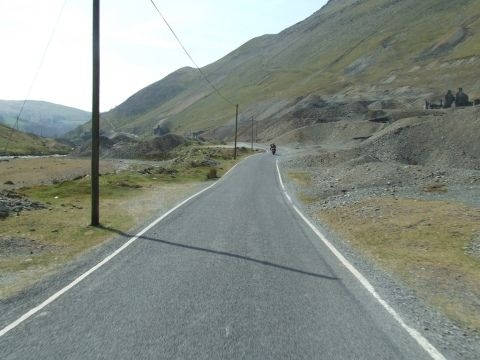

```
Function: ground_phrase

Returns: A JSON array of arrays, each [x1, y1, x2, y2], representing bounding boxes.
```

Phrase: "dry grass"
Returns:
[[0, 157, 117, 190], [317, 197, 480, 331], [288, 171, 313, 186], [423, 184, 448, 193], [0, 178, 201, 299], [298, 192, 319, 205], [0, 149, 252, 299]]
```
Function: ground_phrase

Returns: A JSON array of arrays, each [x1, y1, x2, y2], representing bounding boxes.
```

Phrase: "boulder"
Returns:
[[0, 203, 9, 219]]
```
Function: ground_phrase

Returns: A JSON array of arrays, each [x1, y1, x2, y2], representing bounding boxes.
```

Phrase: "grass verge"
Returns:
[[316, 197, 480, 331], [0, 146, 255, 299], [288, 171, 313, 186]]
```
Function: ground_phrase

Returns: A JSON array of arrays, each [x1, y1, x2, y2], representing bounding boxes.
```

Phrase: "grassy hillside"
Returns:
[[0, 100, 90, 138], [68, 0, 480, 141], [0, 123, 71, 156]]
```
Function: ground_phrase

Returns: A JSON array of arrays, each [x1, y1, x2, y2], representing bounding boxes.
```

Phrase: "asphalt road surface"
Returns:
[[0, 153, 439, 359]]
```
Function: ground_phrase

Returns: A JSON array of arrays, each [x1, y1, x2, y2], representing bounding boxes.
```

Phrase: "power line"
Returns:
[[2, 0, 69, 154], [148, 0, 235, 107]]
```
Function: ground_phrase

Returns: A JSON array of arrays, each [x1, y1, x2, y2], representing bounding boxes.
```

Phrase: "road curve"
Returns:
[[0, 153, 437, 359]]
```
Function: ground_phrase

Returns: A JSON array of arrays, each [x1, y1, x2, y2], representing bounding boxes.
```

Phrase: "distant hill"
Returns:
[[0, 123, 71, 156], [67, 0, 480, 142], [0, 100, 90, 138]]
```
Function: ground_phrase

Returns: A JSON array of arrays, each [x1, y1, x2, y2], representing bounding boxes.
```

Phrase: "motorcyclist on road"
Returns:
[[270, 143, 277, 155]]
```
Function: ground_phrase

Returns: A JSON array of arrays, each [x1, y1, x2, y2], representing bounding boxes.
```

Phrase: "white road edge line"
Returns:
[[0, 153, 258, 338], [275, 159, 446, 360]]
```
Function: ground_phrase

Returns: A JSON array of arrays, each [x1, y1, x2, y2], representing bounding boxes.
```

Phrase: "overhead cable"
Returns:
[[3, 0, 69, 153], [148, 0, 236, 107]]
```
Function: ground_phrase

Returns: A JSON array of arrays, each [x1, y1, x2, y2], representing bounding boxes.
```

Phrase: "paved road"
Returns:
[[0, 153, 435, 359]]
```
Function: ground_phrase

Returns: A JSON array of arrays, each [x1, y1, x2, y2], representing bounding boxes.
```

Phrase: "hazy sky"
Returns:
[[1, 0, 327, 112]]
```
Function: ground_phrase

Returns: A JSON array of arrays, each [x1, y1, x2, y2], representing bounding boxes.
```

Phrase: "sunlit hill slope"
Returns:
[[0, 124, 71, 156], [68, 0, 480, 141]]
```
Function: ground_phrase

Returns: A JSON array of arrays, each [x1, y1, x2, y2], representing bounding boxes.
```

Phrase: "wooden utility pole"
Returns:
[[234, 104, 238, 159], [251, 116, 254, 150], [91, 0, 100, 226]]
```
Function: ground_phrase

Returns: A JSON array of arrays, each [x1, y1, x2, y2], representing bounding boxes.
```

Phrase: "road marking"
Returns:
[[0, 154, 258, 338], [275, 159, 446, 360]]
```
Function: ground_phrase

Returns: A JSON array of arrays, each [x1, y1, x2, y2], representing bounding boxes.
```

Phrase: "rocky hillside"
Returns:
[[0, 100, 90, 138], [68, 0, 480, 142], [74, 133, 187, 159]]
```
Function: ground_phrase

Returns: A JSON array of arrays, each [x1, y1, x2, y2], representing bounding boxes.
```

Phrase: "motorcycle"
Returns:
[[271, 146, 276, 155]]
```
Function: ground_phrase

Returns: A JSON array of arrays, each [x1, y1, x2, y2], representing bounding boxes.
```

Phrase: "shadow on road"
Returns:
[[101, 226, 339, 281]]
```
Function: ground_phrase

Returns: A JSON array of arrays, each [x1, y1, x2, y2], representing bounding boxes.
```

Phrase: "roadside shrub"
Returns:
[[423, 184, 448, 193], [206, 168, 218, 180]]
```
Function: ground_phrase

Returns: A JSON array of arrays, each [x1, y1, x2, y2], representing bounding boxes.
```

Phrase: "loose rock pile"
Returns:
[[0, 190, 46, 219]]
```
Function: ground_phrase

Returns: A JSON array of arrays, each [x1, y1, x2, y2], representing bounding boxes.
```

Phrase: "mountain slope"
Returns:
[[69, 0, 480, 141], [0, 124, 71, 156], [0, 100, 90, 138]]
